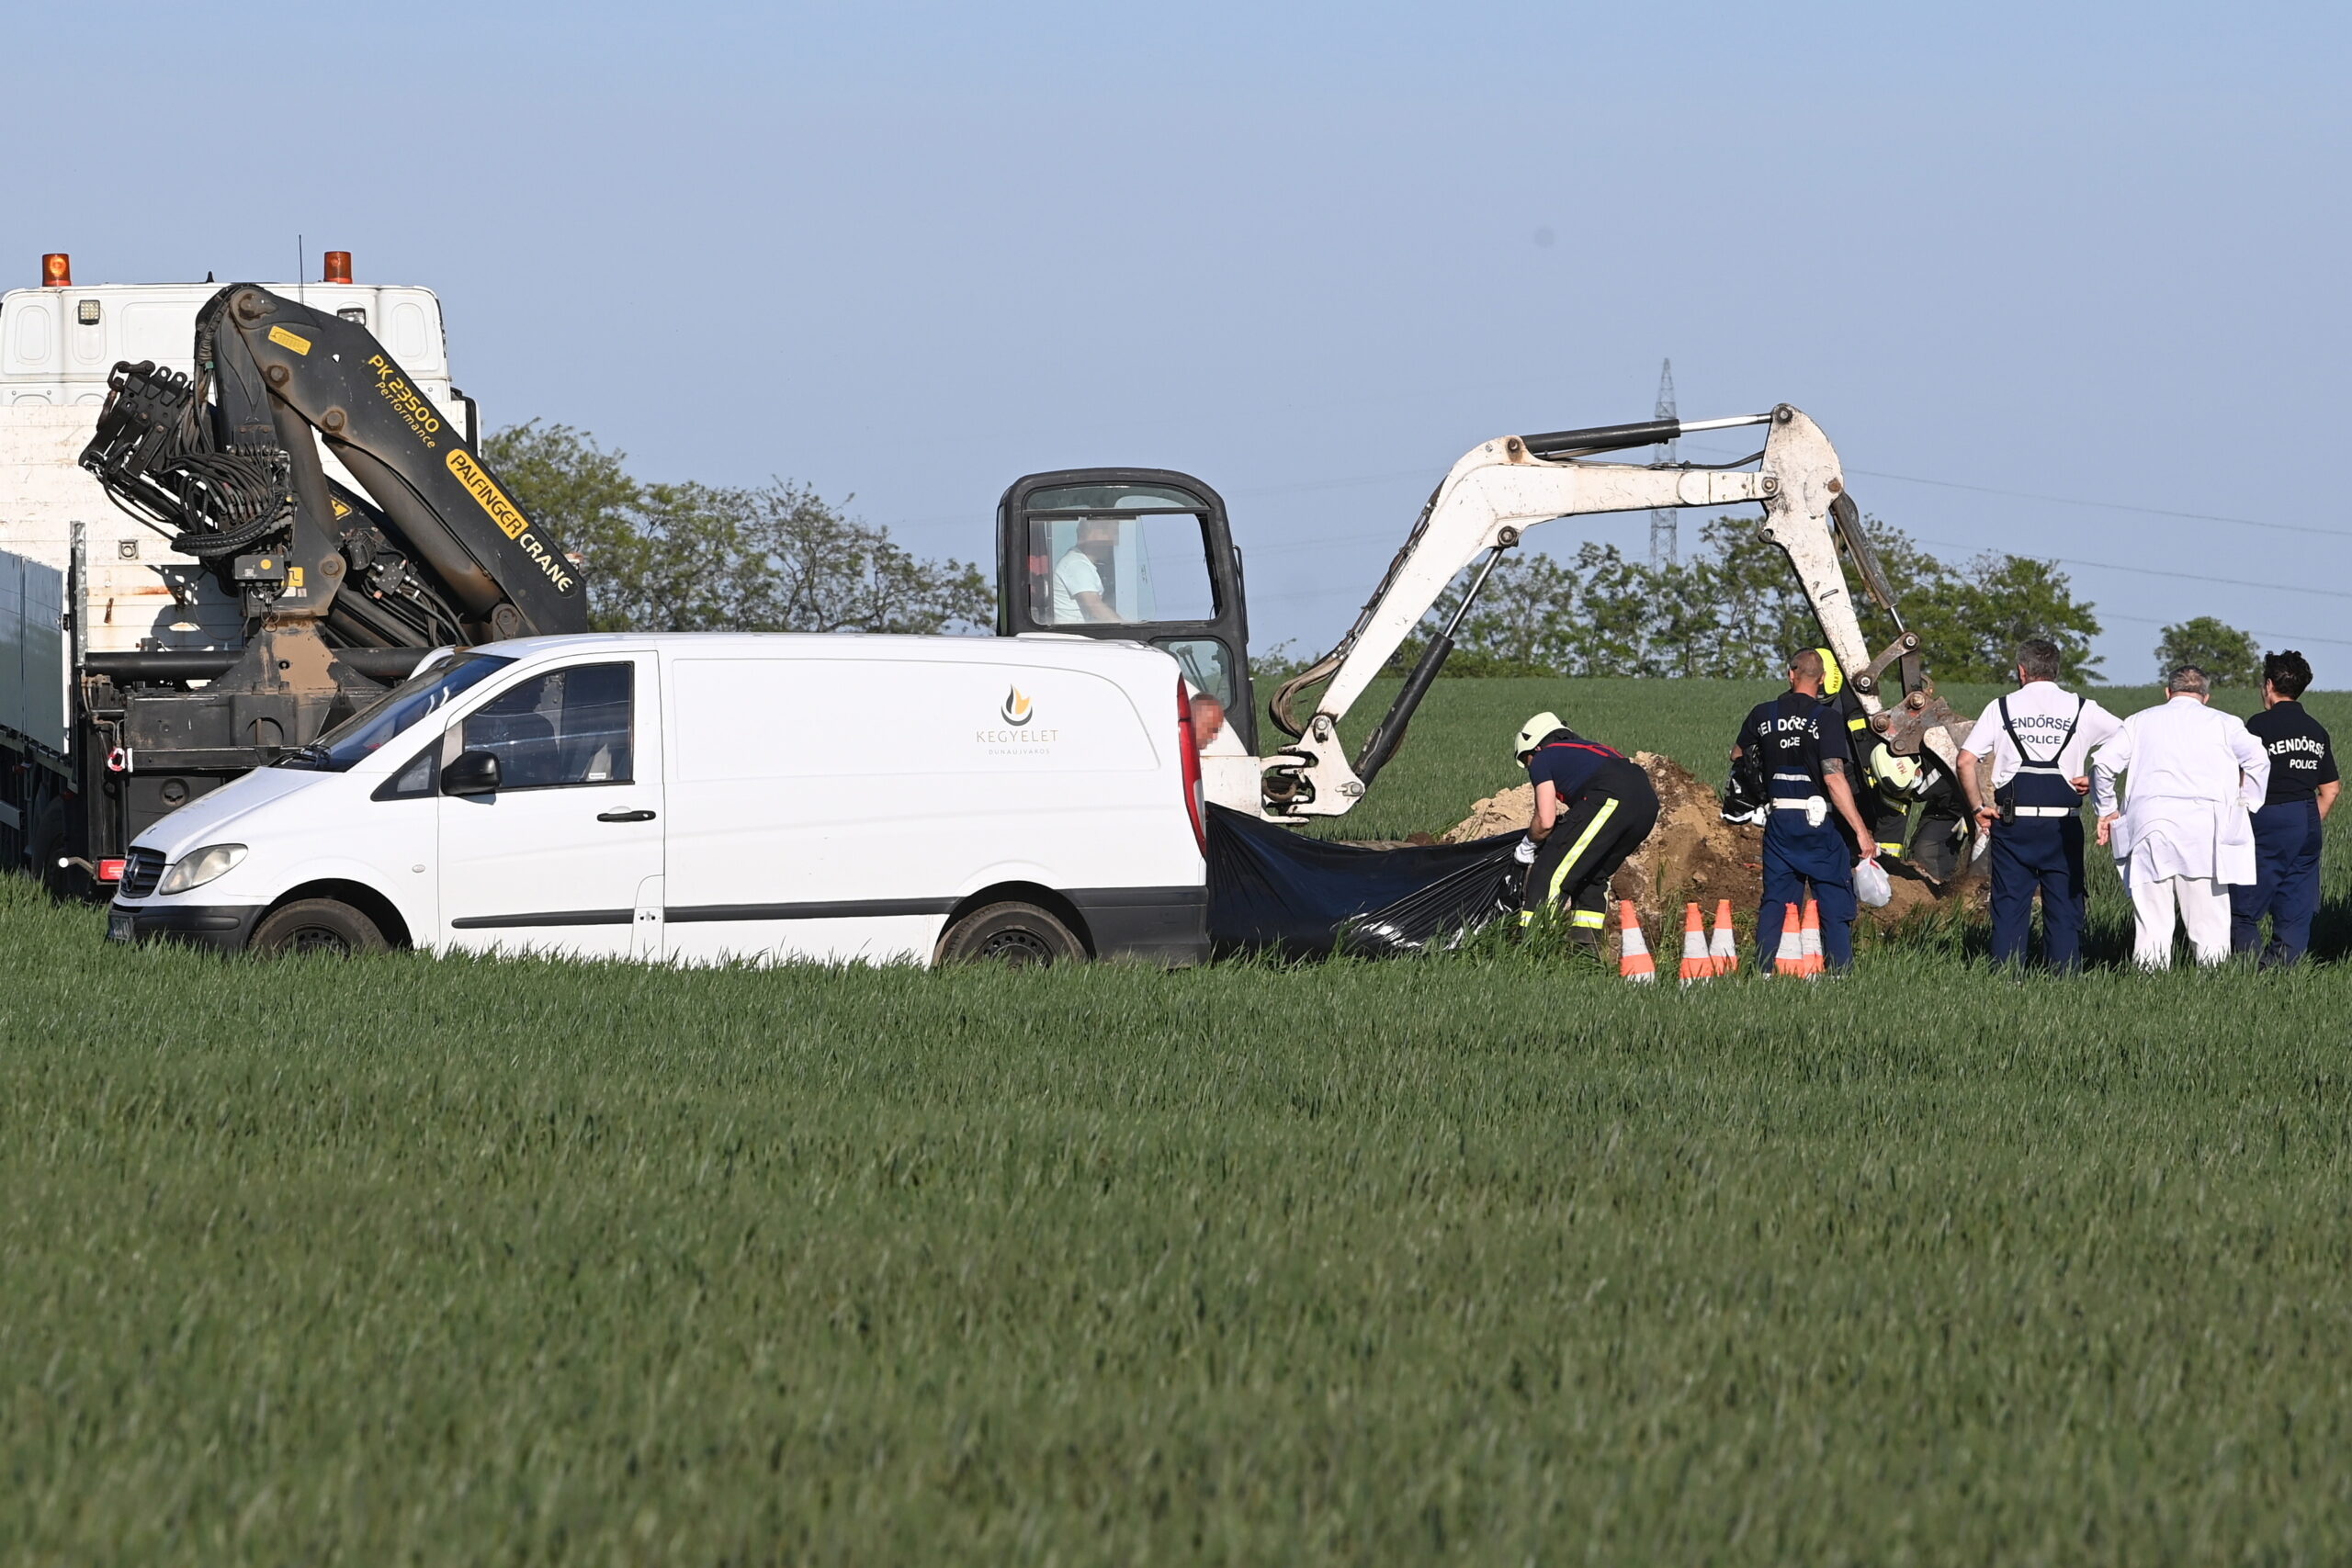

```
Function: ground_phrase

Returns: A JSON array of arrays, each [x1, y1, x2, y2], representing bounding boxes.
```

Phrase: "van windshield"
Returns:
[[276, 652, 516, 773]]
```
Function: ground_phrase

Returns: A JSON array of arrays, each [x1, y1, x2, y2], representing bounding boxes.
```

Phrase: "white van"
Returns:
[[103, 632, 1212, 965]]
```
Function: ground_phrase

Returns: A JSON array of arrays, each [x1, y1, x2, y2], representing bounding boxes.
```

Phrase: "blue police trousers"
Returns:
[[1988, 816, 2086, 970], [1758, 819, 1858, 972], [2230, 799, 2323, 964]]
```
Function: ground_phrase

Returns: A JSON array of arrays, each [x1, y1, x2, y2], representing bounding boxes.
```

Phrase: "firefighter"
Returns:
[[1731, 649, 1881, 972], [1905, 759, 1973, 884], [1512, 712, 1660, 954], [1815, 647, 1910, 862]]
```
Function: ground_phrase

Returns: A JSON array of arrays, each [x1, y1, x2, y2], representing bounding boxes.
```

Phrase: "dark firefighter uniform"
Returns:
[[1830, 686, 1907, 860], [2232, 700, 2336, 964], [1736, 689, 1859, 970], [1520, 728, 1660, 942], [1908, 765, 1971, 883], [1817, 649, 1906, 861]]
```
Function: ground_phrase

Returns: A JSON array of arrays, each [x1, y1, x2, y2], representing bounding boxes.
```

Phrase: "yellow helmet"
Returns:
[[1513, 712, 1565, 761], [1814, 646, 1845, 696]]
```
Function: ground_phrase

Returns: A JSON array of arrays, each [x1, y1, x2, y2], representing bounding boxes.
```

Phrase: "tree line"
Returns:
[[486, 423, 2268, 688], [483, 423, 994, 636], [1367, 516, 2104, 683]]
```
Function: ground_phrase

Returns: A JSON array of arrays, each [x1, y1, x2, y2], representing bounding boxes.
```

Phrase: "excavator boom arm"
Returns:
[[1261, 404, 1933, 817]]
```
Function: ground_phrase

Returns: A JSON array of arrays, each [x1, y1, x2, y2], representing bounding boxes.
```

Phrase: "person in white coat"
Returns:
[[2090, 665, 2269, 968]]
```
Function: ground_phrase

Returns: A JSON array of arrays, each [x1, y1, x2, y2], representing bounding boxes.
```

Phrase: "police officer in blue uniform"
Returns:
[[1512, 712, 1660, 955], [1730, 649, 1880, 972], [2232, 649, 2338, 966], [1956, 638, 2122, 971]]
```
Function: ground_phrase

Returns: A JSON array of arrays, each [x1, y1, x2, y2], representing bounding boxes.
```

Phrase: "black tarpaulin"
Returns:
[[1206, 804, 1524, 958]]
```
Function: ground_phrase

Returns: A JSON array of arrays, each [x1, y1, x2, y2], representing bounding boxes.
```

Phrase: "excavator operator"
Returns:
[[1050, 517, 1127, 624], [1733, 649, 1880, 973], [1511, 712, 1659, 956]]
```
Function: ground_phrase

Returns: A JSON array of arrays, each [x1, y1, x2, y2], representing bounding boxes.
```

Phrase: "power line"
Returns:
[[1227, 465, 1436, 500], [1909, 536, 2352, 602], [1846, 467, 2352, 540], [895, 439, 2340, 551], [2093, 607, 2352, 650], [1676, 439, 2348, 542]]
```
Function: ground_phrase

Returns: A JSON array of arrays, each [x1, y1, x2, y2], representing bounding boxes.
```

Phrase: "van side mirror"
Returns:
[[442, 750, 502, 796]]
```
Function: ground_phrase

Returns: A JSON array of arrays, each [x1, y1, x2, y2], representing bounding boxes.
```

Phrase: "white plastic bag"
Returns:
[[1853, 856, 1892, 908]]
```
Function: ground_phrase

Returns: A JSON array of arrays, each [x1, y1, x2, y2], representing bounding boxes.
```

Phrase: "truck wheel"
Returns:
[[250, 899, 389, 957], [934, 901, 1086, 967]]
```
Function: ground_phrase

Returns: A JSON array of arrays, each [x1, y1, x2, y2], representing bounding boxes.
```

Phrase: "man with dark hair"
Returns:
[[2232, 649, 2337, 965], [1729, 649, 1879, 972], [1955, 637, 2122, 969]]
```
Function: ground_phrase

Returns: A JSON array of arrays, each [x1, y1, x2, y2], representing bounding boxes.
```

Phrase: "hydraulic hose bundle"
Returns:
[[79, 358, 293, 558]]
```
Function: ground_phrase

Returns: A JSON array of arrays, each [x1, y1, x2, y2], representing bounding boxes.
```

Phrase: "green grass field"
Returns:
[[8, 677, 2352, 1562]]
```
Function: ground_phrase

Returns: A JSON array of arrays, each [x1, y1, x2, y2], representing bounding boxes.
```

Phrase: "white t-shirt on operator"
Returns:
[[1051, 548, 1108, 624]]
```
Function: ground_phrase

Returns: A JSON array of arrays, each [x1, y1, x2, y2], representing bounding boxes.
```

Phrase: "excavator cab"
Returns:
[[995, 468, 1255, 754]]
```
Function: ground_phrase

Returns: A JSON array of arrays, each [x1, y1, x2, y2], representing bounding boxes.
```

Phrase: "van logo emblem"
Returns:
[[1001, 686, 1035, 727]]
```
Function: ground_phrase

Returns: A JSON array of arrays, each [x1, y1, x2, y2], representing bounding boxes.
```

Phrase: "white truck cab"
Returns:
[[105, 631, 1211, 966], [0, 252, 478, 885]]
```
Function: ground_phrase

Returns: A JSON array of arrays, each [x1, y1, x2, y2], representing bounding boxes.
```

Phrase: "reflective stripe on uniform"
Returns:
[[1547, 795, 1622, 906], [1570, 908, 1607, 929], [2013, 805, 2075, 818]]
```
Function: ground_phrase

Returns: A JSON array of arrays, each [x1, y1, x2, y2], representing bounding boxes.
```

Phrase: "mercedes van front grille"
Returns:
[[121, 847, 165, 898]]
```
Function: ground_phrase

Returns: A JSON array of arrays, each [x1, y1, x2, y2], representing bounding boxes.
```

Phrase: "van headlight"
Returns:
[[157, 843, 247, 895]]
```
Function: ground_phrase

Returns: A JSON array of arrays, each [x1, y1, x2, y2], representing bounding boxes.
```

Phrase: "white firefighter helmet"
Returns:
[[1513, 712, 1565, 761], [1869, 742, 1923, 797]]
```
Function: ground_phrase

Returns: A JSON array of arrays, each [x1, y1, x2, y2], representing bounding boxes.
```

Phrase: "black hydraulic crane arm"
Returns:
[[83, 284, 588, 644]]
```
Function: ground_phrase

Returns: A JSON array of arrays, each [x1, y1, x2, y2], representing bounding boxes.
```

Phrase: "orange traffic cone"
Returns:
[[1798, 899, 1825, 977], [1618, 901, 1656, 983], [1709, 898, 1739, 977], [1771, 902, 1803, 976], [1678, 902, 1712, 985]]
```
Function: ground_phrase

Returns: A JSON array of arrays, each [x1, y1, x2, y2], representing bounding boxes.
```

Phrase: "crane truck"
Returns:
[[994, 407, 1973, 825], [0, 254, 582, 895]]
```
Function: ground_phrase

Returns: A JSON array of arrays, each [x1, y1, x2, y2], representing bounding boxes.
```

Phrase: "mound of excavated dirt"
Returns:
[[1445, 751, 1978, 934]]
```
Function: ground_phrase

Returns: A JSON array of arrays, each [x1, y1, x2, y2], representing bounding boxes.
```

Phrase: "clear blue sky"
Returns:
[[13, 1, 2347, 681]]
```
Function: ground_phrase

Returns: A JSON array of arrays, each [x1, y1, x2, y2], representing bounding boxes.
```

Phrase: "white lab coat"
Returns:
[[2089, 695, 2269, 884]]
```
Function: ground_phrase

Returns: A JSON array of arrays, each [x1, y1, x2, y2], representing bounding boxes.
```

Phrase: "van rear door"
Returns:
[[435, 653, 663, 958]]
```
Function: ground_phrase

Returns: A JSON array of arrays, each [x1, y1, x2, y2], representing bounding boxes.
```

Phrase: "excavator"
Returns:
[[995, 403, 1973, 830], [61, 281, 584, 877]]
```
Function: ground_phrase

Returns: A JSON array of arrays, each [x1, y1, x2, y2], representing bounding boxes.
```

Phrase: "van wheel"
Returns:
[[250, 899, 389, 957], [935, 901, 1085, 967]]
